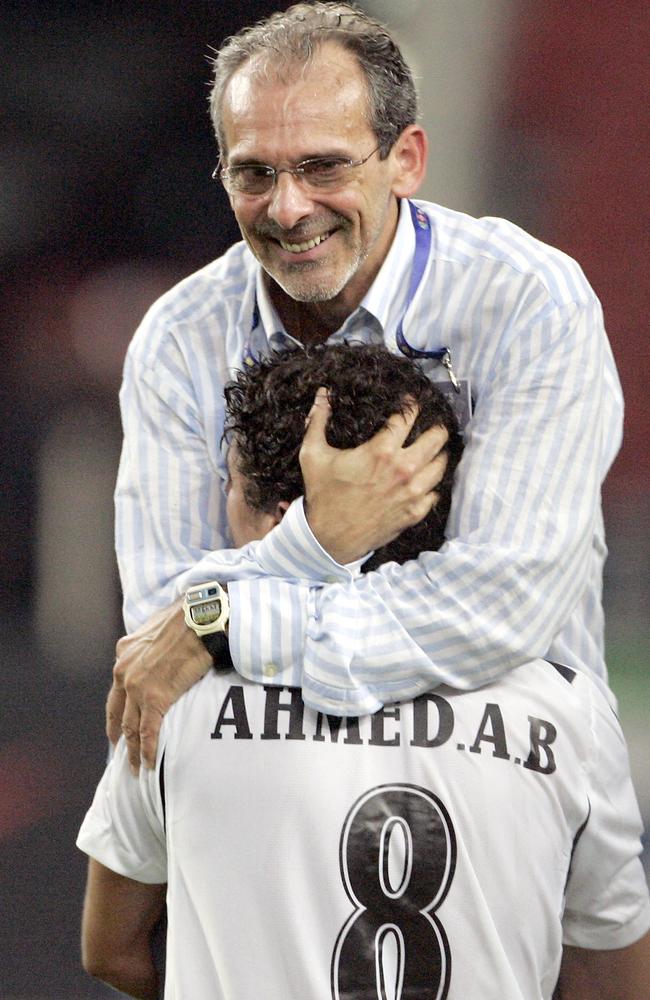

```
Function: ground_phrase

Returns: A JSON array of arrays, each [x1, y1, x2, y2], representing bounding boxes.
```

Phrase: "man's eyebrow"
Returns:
[[226, 156, 270, 166], [227, 149, 353, 166]]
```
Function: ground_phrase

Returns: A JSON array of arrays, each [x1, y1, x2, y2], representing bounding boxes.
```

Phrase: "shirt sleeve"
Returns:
[[115, 326, 231, 631], [76, 738, 167, 884], [115, 322, 363, 633], [561, 686, 650, 949], [230, 294, 622, 714]]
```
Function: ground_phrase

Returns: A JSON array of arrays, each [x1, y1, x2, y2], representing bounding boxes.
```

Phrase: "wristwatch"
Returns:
[[183, 581, 232, 664]]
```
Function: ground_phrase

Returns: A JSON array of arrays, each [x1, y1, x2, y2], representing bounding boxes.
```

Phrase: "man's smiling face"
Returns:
[[220, 42, 401, 310]]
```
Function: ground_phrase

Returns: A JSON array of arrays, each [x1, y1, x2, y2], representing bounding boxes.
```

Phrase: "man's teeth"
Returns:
[[279, 232, 330, 253]]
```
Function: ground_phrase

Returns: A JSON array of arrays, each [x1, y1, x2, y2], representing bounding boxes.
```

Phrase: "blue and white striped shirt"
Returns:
[[116, 198, 623, 715]]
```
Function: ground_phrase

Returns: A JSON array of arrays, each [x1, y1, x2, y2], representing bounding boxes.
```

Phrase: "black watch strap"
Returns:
[[200, 629, 233, 669]]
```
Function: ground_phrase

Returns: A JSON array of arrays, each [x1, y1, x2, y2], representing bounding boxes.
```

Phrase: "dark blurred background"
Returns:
[[1, 2, 647, 996]]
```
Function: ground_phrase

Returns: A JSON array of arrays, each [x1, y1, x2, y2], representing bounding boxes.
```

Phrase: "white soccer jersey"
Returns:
[[78, 661, 649, 1000]]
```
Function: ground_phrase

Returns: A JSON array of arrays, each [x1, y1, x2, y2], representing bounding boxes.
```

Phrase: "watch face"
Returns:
[[190, 599, 222, 627]]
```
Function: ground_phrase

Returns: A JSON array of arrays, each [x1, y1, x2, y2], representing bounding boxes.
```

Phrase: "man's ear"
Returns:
[[389, 124, 428, 199], [274, 500, 291, 523]]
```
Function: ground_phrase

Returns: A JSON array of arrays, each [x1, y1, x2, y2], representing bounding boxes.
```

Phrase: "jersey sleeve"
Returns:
[[561, 686, 650, 949], [76, 737, 167, 884]]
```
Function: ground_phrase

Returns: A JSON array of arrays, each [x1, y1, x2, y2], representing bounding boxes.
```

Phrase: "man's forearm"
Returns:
[[81, 860, 165, 1000], [554, 934, 650, 999], [227, 503, 596, 716], [84, 947, 158, 1000]]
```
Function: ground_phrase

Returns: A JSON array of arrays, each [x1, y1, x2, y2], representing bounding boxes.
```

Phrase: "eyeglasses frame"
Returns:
[[213, 145, 381, 196]]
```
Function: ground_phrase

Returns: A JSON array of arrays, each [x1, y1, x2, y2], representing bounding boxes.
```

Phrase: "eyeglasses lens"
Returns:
[[226, 158, 352, 195]]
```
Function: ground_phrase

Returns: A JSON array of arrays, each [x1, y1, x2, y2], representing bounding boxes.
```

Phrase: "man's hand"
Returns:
[[106, 599, 212, 772], [300, 388, 449, 564]]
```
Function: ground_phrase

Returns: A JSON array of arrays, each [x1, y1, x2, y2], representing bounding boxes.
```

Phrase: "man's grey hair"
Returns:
[[209, 2, 418, 159]]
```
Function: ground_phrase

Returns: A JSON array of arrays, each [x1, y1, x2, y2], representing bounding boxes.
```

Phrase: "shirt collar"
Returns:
[[253, 197, 416, 345], [354, 197, 415, 335], [255, 267, 289, 343]]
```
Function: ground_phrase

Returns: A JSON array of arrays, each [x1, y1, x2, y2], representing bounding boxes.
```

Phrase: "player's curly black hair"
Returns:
[[223, 343, 463, 570]]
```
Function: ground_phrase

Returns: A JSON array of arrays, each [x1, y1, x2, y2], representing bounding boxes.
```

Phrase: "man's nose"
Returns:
[[266, 171, 315, 231]]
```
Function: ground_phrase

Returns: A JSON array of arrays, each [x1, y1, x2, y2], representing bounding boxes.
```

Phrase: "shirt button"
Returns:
[[264, 662, 278, 677]]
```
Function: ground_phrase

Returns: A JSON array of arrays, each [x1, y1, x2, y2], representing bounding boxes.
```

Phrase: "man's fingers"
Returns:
[[301, 387, 332, 447], [405, 422, 449, 463], [139, 704, 166, 771], [409, 442, 449, 498], [106, 682, 164, 771], [121, 695, 142, 775], [109, 601, 208, 774], [392, 442, 450, 531], [374, 397, 420, 447], [106, 684, 126, 746]]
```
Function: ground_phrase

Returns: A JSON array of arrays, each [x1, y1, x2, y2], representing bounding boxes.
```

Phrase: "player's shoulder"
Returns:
[[570, 668, 629, 763], [517, 661, 625, 766], [126, 240, 256, 363], [465, 658, 595, 741], [417, 198, 595, 308]]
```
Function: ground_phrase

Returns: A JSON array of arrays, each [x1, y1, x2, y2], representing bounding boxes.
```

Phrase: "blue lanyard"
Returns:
[[244, 200, 459, 390], [395, 202, 460, 391]]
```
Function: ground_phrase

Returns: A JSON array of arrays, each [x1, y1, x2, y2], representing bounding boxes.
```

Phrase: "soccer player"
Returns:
[[79, 346, 650, 1000]]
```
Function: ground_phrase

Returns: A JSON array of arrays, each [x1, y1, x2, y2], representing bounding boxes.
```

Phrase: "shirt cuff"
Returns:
[[254, 497, 369, 583], [227, 576, 312, 689]]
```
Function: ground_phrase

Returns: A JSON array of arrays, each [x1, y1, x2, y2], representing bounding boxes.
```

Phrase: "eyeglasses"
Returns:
[[215, 146, 380, 196]]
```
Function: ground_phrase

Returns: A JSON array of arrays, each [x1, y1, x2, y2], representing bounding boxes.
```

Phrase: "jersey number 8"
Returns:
[[331, 783, 457, 1000]]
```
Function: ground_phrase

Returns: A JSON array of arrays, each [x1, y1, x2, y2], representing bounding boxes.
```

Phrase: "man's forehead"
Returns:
[[222, 42, 370, 147], [230, 40, 363, 94]]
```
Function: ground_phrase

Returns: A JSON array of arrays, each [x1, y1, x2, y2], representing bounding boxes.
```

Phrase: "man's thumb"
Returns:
[[303, 386, 331, 441]]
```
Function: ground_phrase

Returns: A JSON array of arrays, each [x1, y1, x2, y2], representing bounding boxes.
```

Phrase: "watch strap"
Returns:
[[200, 629, 233, 669]]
